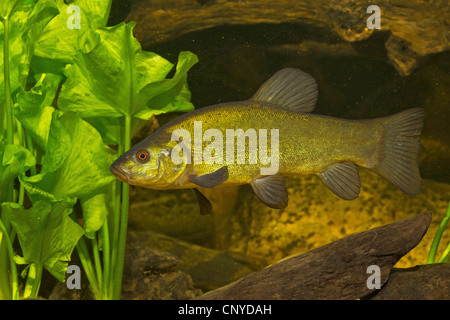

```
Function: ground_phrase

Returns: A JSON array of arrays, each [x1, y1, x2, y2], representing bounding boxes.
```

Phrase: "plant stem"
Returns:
[[113, 115, 131, 299], [437, 242, 450, 263], [25, 128, 37, 176], [2, 16, 15, 203], [3, 17, 13, 145], [24, 263, 42, 298], [0, 15, 16, 301], [101, 221, 111, 299], [29, 263, 43, 298], [0, 232, 12, 300], [427, 202, 450, 264], [0, 219, 18, 300], [109, 123, 123, 299], [91, 237, 103, 290], [76, 237, 102, 299], [23, 264, 35, 298]]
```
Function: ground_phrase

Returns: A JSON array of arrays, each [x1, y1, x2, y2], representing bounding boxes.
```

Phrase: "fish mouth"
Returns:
[[110, 165, 134, 184]]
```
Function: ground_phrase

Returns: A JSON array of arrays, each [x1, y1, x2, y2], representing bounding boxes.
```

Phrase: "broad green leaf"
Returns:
[[59, 22, 170, 118], [81, 192, 108, 239], [51, 112, 115, 198], [19, 173, 69, 203], [40, 110, 71, 174], [84, 116, 121, 145], [58, 22, 198, 127], [0, 0, 58, 103], [34, 0, 112, 63], [0, 0, 22, 19], [0, 143, 35, 203], [2, 200, 84, 282], [135, 51, 198, 119], [14, 73, 62, 149], [21, 111, 115, 203]]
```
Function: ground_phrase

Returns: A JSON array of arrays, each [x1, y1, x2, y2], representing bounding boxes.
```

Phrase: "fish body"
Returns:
[[111, 68, 424, 214], [128, 102, 382, 185]]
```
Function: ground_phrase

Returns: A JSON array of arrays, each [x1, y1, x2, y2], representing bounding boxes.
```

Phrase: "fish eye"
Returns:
[[136, 150, 150, 163]]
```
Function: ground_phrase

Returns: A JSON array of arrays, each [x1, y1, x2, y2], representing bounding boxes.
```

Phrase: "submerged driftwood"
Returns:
[[199, 211, 432, 300], [127, 0, 450, 75], [371, 264, 450, 300]]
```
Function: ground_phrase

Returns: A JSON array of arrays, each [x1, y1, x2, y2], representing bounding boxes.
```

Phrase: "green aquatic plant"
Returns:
[[427, 201, 450, 264], [0, 0, 197, 299]]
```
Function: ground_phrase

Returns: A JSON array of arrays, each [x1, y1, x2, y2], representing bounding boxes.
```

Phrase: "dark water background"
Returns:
[[109, 1, 450, 184]]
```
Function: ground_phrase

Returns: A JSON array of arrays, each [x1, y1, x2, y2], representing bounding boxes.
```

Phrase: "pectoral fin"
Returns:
[[318, 162, 361, 200], [250, 174, 288, 209], [188, 166, 229, 188], [192, 188, 213, 216]]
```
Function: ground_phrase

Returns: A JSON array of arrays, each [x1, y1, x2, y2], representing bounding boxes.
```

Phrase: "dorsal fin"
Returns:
[[250, 68, 318, 113]]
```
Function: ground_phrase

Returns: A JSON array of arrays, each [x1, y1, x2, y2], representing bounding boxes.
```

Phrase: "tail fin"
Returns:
[[377, 108, 424, 195]]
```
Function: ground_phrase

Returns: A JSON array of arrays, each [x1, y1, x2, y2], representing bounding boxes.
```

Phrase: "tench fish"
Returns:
[[110, 68, 424, 215]]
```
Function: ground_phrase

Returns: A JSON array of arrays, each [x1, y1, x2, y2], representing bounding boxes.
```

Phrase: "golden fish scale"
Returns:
[[158, 101, 385, 185]]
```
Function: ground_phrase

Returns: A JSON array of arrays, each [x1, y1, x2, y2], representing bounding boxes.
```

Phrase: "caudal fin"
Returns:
[[377, 108, 424, 195]]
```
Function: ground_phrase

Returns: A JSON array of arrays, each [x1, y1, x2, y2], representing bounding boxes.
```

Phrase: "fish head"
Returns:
[[110, 138, 187, 189]]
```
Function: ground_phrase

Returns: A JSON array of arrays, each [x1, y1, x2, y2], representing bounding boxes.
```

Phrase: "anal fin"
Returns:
[[318, 162, 361, 200], [250, 174, 288, 209]]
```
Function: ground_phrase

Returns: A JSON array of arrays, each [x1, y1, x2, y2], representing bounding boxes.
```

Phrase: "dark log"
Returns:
[[198, 211, 432, 300], [369, 264, 450, 300], [127, 0, 450, 75]]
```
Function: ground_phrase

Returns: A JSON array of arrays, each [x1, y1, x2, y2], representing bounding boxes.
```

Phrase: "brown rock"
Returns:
[[122, 232, 203, 299], [128, 230, 255, 292]]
